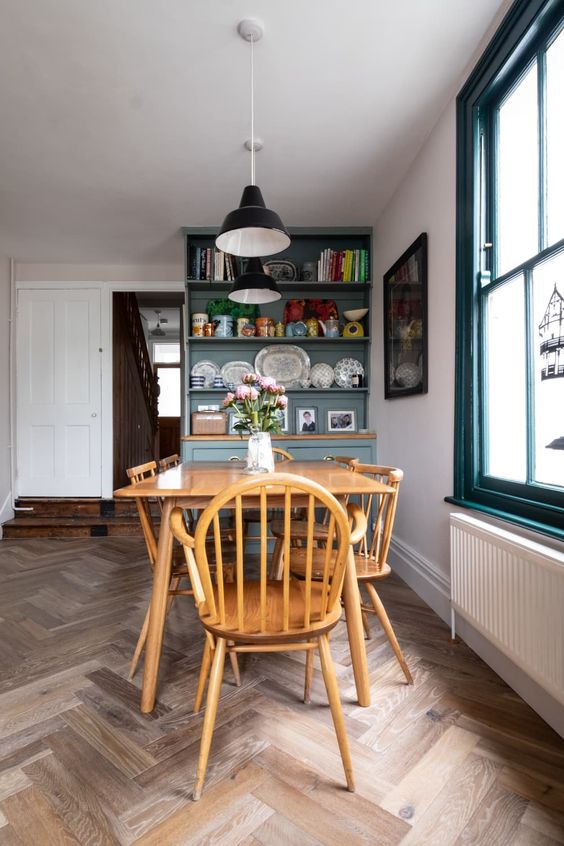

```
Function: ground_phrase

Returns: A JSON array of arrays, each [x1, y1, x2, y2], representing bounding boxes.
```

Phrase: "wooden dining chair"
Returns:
[[242, 446, 294, 542], [288, 464, 413, 685], [125, 460, 239, 683], [170, 472, 366, 800], [158, 453, 181, 472], [269, 456, 359, 579]]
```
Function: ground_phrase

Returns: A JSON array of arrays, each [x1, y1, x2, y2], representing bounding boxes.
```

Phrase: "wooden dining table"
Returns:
[[114, 459, 397, 713]]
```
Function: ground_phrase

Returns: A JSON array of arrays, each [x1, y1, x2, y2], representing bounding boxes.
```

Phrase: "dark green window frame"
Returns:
[[450, 0, 564, 539]]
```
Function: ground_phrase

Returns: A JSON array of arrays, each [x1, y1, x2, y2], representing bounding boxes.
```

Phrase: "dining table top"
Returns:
[[114, 460, 395, 499]]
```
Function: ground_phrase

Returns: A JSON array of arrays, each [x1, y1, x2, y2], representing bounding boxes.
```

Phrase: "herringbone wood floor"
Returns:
[[0, 537, 563, 845]]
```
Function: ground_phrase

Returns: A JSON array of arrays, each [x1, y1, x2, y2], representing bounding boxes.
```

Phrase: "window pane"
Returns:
[[153, 343, 180, 363], [533, 250, 564, 487], [547, 28, 564, 247], [485, 275, 527, 481], [156, 367, 180, 416], [497, 63, 539, 276]]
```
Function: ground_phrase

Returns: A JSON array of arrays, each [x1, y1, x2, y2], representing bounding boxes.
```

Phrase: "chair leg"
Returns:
[[317, 633, 355, 792], [361, 610, 371, 639], [365, 582, 413, 684], [229, 645, 241, 687], [194, 635, 214, 713], [193, 637, 226, 801], [128, 605, 150, 680], [304, 645, 314, 704], [129, 575, 182, 680]]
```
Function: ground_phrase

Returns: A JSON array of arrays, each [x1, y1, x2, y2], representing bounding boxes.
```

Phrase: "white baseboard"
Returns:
[[0, 491, 14, 537], [389, 533, 564, 739], [389, 535, 451, 623]]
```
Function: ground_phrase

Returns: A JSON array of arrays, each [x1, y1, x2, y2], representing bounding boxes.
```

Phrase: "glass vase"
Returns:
[[246, 429, 274, 473]]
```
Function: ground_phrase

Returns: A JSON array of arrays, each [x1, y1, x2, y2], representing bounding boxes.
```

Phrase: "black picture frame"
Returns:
[[383, 233, 428, 399]]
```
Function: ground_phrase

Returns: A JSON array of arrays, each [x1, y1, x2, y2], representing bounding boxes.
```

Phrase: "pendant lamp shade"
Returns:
[[228, 256, 282, 304], [216, 185, 290, 257]]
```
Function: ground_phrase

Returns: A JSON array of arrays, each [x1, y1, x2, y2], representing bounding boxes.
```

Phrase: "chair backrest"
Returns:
[[126, 460, 158, 565], [170, 473, 351, 637], [158, 454, 181, 472], [273, 447, 293, 462], [352, 463, 403, 568]]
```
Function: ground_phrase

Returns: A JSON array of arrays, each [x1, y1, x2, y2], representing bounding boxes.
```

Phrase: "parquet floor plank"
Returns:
[[0, 536, 562, 845]]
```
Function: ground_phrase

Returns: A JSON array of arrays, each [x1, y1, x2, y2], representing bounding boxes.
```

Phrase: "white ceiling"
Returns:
[[0, 0, 508, 264]]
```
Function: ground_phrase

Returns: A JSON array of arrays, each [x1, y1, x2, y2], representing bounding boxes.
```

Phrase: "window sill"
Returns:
[[444, 496, 564, 543]]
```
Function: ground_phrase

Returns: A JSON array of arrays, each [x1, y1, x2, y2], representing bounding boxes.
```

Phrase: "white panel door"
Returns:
[[17, 288, 102, 496]]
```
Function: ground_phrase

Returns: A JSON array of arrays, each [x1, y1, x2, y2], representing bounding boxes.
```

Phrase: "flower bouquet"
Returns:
[[223, 374, 288, 471]]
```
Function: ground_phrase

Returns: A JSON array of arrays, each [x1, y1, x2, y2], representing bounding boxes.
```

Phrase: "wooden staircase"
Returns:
[[2, 498, 152, 539]]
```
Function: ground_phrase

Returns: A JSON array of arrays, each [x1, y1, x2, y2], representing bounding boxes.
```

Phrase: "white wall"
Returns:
[[0, 255, 13, 530], [370, 9, 564, 737], [370, 101, 456, 608]]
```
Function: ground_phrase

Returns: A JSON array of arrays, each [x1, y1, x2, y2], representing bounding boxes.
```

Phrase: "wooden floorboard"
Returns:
[[0, 536, 563, 845]]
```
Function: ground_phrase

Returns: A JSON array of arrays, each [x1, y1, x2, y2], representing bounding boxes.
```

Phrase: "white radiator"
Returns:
[[450, 513, 564, 706]]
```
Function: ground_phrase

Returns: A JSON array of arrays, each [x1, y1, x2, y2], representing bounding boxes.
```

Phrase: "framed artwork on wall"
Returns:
[[383, 232, 428, 399]]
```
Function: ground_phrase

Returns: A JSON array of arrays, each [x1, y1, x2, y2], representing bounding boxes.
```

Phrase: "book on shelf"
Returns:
[[188, 246, 239, 281], [317, 248, 369, 282]]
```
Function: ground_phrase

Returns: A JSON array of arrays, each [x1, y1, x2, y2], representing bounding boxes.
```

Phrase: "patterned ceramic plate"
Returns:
[[190, 360, 220, 388], [254, 345, 311, 388], [263, 260, 297, 281], [220, 360, 254, 388], [334, 357, 364, 388], [310, 362, 335, 389]]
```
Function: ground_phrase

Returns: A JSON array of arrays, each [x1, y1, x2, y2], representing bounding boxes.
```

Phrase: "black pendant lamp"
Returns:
[[228, 257, 281, 304], [218, 18, 291, 267]]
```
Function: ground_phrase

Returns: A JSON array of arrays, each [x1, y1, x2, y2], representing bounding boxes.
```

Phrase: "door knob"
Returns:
[[91, 412, 97, 417]]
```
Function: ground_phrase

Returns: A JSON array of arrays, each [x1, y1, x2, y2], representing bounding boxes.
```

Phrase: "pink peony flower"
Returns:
[[235, 385, 250, 400], [242, 372, 258, 384], [223, 392, 235, 407], [259, 376, 277, 389], [276, 395, 288, 408]]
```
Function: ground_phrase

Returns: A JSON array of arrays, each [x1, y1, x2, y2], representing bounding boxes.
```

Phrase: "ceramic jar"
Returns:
[[256, 317, 273, 337], [192, 312, 208, 336], [213, 315, 234, 337]]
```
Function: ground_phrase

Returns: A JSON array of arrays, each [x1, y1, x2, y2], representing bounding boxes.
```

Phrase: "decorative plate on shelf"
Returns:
[[190, 360, 221, 388], [310, 362, 335, 389], [334, 357, 365, 388], [263, 260, 297, 281], [220, 360, 254, 388], [254, 345, 311, 388]]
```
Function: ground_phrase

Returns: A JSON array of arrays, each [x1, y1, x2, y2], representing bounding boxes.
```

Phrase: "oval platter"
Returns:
[[254, 344, 311, 388]]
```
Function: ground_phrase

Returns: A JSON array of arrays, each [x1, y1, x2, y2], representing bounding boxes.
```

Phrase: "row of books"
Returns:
[[189, 247, 240, 281], [318, 249, 369, 282]]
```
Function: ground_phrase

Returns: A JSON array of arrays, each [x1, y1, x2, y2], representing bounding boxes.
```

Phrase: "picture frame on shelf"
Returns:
[[228, 413, 241, 435], [327, 410, 357, 432], [383, 232, 428, 399], [276, 405, 289, 433], [296, 407, 317, 434]]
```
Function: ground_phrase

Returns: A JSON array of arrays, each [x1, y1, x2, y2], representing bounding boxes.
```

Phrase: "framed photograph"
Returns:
[[276, 405, 289, 433], [197, 404, 220, 412], [383, 232, 428, 399], [228, 413, 240, 435], [327, 410, 357, 432], [296, 406, 317, 434]]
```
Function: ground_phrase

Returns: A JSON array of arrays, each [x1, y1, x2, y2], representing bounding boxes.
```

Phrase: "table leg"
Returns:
[[141, 497, 175, 713], [342, 545, 371, 707]]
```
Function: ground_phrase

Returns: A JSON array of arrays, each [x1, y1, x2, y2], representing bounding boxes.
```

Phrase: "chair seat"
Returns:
[[270, 517, 329, 540], [289, 548, 391, 582], [200, 579, 342, 642]]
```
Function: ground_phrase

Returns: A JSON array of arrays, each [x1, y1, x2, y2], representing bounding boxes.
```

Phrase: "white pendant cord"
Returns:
[[250, 32, 255, 185]]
